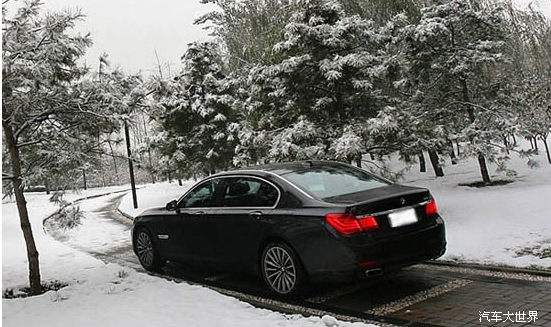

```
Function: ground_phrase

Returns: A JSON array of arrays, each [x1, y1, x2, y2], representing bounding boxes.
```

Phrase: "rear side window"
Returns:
[[282, 165, 390, 199], [222, 177, 279, 207]]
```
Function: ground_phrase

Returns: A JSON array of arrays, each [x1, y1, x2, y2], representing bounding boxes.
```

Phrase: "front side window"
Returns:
[[180, 179, 220, 208], [282, 165, 390, 199], [222, 177, 279, 207]]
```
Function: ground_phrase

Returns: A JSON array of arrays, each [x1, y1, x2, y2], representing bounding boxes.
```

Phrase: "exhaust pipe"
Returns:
[[365, 268, 383, 277]]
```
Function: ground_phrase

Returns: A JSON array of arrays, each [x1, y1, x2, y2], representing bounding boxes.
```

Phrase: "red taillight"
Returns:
[[358, 260, 378, 268], [325, 213, 379, 235], [426, 198, 438, 216], [325, 213, 361, 235], [359, 216, 379, 231]]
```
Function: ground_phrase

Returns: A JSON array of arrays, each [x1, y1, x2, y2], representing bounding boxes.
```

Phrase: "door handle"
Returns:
[[193, 211, 205, 216], [249, 211, 262, 220]]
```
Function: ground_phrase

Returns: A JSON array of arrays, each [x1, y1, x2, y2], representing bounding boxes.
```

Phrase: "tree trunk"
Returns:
[[477, 153, 491, 184], [355, 154, 362, 168], [533, 137, 539, 152], [44, 179, 50, 195], [503, 136, 510, 155], [148, 149, 156, 184], [2, 121, 42, 295], [418, 152, 426, 173], [541, 135, 551, 164], [82, 168, 87, 190], [428, 149, 444, 177], [108, 141, 119, 185], [448, 140, 458, 165], [178, 178, 183, 186], [141, 114, 156, 184], [474, 149, 491, 183], [462, 79, 490, 183]]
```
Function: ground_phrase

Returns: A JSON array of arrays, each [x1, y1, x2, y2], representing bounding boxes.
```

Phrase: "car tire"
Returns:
[[261, 242, 304, 296], [134, 228, 165, 272]]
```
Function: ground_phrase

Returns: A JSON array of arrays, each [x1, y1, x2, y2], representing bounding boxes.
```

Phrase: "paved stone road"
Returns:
[[392, 276, 551, 327], [312, 264, 551, 327], [48, 192, 551, 327]]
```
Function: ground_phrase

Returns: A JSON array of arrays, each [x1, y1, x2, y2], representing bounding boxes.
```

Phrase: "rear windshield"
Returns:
[[282, 165, 390, 199]]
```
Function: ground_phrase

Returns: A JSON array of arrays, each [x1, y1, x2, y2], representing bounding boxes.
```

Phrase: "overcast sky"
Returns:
[[5, 0, 218, 75], [4, 0, 551, 75]]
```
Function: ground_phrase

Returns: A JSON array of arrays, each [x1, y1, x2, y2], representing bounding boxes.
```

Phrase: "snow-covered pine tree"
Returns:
[[152, 42, 239, 176], [2, 2, 126, 294], [502, 4, 551, 164], [240, 0, 393, 163], [196, 0, 302, 72], [393, 0, 512, 183], [338, 0, 426, 25], [513, 74, 551, 164]]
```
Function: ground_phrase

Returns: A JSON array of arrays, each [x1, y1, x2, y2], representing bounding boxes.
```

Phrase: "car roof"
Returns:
[[214, 160, 349, 177]]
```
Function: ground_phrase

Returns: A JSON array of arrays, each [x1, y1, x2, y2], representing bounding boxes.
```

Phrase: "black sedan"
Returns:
[[132, 160, 446, 295]]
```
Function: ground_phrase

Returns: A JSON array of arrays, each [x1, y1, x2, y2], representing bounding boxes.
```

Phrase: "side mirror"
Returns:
[[166, 200, 178, 211]]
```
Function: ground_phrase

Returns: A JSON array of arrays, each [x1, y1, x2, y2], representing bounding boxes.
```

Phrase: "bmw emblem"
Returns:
[[400, 198, 406, 205]]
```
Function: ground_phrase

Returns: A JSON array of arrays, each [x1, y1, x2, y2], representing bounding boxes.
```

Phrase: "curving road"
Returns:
[[46, 192, 551, 327]]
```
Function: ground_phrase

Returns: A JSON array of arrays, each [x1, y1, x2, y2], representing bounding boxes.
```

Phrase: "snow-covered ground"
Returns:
[[45, 192, 134, 255], [397, 148, 551, 269], [2, 185, 377, 327], [2, 186, 131, 288]]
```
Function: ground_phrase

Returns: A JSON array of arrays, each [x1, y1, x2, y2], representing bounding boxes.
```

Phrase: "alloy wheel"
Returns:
[[136, 231, 154, 268], [263, 245, 297, 294]]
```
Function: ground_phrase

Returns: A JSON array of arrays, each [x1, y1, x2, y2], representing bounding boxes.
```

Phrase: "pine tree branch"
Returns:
[[486, 141, 529, 156], [16, 138, 46, 149], [75, 103, 118, 119], [2, 173, 17, 181], [33, 34, 50, 52], [446, 100, 509, 116], [23, 157, 52, 177], [14, 109, 56, 140], [365, 145, 398, 152]]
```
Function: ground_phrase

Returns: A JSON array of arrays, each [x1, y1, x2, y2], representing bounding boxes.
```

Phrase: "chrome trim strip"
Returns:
[[362, 201, 430, 217], [177, 174, 282, 210]]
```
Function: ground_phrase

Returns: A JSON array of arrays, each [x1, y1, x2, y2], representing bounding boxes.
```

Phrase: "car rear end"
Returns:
[[326, 185, 446, 276], [279, 162, 446, 282]]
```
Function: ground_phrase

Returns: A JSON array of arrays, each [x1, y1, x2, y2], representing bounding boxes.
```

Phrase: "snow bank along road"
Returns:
[[45, 192, 551, 327]]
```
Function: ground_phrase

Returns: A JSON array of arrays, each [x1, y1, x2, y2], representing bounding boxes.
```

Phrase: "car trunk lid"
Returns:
[[323, 184, 436, 238]]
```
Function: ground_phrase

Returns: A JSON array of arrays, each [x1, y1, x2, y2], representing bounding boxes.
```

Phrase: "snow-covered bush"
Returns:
[[50, 206, 83, 231]]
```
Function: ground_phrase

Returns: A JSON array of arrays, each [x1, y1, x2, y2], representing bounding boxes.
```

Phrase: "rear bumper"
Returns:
[[307, 216, 446, 283]]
